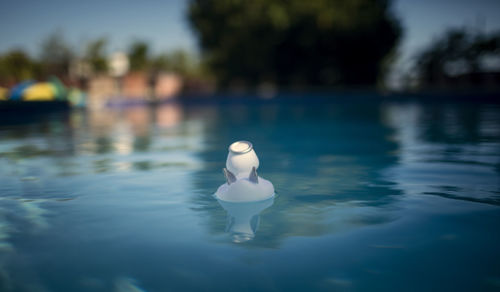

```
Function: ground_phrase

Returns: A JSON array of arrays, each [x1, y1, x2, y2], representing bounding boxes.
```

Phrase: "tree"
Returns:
[[151, 53, 171, 73], [415, 28, 500, 87], [128, 41, 150, 71], [151, 49, 202, 77], [0, 50, 36, 83], [86, 37, 108, 74], [39, 31, 73, 78], [168, 49, 190, 75], [188, 0, 401, 87]]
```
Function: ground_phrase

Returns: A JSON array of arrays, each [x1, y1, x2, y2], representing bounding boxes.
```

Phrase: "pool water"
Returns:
[[0, 97, 499, 291]]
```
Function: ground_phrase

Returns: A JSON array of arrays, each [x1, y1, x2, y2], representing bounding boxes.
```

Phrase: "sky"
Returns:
[[0, 0, 195, 55], [0, 0, 499, 82], [392, 0, 500, 81]]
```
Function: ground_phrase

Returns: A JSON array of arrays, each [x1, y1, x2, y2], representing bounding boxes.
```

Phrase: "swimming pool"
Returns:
[[0, 96, 499, 291]]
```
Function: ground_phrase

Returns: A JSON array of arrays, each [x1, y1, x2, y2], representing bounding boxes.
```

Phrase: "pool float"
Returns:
[[215, 141, 275, 202]]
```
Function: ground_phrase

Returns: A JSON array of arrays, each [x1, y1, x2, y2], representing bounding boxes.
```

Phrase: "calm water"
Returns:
[[0, 97, 499, 291]]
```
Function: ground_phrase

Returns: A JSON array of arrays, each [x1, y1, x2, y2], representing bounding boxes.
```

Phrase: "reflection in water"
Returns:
[[156, 104, 183, 128], [0, 103, 199, 176], [0, 197, 51, 291], [217, 197, 274, 243], [190, 102, 402, 246], [0, 99, 499, 291], [383, 102, 500, 206], [0, 103, 200, 291], [114, 277, 147, 292]]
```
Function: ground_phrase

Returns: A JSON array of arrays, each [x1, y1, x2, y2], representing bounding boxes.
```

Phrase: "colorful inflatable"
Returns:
[[6, 77, 67, 101]]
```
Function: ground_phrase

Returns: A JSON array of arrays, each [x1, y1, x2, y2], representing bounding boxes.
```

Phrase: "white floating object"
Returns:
[[215, 141, 275, 202]]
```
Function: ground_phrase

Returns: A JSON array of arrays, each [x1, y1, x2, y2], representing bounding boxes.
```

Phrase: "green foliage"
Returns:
[[415, 28, 500, 86], [86, 37, 108, 74], [0, 31, 74, 84], [188, 0, 401, 87], [151, 54, 171, 72], [0, 32, 204, 86], [39, 31, 73, 77], [0, 50, 36, 83], [151, 49, 204, 78], [168, 50, 190, 75], [128, 41, 150, 71]]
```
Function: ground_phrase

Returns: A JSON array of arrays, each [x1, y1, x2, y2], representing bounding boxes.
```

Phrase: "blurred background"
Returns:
[[0, 0, 499, 105]]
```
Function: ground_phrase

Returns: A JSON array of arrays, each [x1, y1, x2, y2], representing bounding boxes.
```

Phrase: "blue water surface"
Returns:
[[0, 96, 499, 291]]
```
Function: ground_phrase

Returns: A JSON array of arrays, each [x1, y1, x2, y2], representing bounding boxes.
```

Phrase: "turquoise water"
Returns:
[[0, 97, 499, 291]]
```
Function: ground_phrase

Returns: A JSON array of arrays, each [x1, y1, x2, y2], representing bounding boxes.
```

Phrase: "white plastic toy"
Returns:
[[215, 141, 275, 202]]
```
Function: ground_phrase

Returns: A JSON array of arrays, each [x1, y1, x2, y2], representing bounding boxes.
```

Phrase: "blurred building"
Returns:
[[88, 76, 115, 109], [154, 73, 183, 99], [122, 72, 149, 99]]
